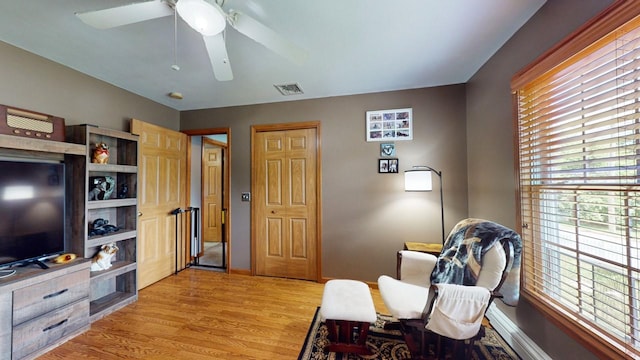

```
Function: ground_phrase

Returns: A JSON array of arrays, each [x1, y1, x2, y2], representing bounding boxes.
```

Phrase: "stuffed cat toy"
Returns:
[[90, 243, 119, 271], [92, 142, 110, 164]]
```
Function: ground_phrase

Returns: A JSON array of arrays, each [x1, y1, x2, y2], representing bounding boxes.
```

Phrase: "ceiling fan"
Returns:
[[76, 0, 307, 81]]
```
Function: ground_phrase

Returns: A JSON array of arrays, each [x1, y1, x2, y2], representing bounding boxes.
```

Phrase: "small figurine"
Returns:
[[88, 176, 115, 200], [88, 218, 120, 237], [92, 142, 109, 164], [118, 183, 128, 199]]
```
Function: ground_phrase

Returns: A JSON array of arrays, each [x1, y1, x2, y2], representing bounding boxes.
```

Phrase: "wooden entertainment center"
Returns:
[[0, 260, 90, 360], [0, 126, 139, 359]]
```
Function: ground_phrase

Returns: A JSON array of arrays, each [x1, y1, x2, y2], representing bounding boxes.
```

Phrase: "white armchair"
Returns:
[[377, 218, 519, 358]]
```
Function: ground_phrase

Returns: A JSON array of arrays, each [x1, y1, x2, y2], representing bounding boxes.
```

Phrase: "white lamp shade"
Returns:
[[176, 0, 226, 36], [405, 170, 433, 191]]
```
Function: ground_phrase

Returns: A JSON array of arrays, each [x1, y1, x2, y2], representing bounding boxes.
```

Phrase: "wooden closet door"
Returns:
[[253, 127, 318, 280]]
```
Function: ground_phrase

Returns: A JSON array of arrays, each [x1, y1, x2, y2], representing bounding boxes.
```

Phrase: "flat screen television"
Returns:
[[0, 159, 65, 269]]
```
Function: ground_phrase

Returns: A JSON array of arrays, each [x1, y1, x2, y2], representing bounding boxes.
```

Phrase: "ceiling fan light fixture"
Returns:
[[176, 0, 226, 36]]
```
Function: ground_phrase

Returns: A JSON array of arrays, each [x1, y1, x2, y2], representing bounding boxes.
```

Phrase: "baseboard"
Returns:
[[486, 305, 551, 360]]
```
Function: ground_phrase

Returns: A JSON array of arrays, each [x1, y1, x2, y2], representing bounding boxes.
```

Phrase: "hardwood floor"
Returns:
[[38, 269, 388, 360]]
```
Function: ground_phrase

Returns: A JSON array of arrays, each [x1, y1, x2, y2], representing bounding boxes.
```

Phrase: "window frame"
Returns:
[[512, 1, 640, 359]]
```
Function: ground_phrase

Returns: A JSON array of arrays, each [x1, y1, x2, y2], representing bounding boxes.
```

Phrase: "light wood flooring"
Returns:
[[38, 269, 388, 360]]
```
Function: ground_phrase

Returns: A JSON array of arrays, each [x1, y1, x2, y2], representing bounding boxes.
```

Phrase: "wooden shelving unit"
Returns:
[[66, 125, 139, 322]]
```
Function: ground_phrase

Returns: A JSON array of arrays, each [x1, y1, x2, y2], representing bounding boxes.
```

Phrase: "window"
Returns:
[[513, 2, 640, 359]]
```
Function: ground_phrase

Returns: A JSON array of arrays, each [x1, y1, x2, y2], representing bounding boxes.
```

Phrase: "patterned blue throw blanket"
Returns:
[[430, 218, 522, 306]]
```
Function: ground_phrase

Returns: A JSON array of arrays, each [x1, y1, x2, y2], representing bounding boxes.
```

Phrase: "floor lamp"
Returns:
[[404, 165, 445, 244]]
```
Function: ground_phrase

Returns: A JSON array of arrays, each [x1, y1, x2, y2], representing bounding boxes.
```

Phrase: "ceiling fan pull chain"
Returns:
[[171, 5, 180, 71]]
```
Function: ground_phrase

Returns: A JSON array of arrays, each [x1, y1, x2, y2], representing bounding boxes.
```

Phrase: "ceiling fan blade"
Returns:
[[203, 32, 233, 81], [76, 0, 173, 29], [228, 10, 308, 66]]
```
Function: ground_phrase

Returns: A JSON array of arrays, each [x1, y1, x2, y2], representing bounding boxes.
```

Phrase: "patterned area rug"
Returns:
[[298, 307, 521, 360]]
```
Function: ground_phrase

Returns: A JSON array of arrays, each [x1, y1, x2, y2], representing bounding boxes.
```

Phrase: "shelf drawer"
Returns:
[[12, 299, 89, 360], [13, 269, 89, 325]]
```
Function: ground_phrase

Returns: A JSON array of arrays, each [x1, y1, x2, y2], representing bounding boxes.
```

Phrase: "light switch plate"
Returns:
[[241, 192, 251, 202]]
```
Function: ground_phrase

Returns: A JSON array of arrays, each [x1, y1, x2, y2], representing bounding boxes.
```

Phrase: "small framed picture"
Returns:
[[380, 143, 395, 157], [378, 158, 399, 173]]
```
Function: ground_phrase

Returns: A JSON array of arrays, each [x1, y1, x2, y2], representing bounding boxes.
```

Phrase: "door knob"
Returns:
[[138, 212, 143, 217]]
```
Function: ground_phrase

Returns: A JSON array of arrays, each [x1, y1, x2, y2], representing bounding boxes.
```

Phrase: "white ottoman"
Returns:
[[320, 279, 377, 355]]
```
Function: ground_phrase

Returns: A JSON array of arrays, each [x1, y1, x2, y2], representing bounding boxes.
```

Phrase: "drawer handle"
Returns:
[[42, 319, 68, 332], [43, 288, 68, 299]]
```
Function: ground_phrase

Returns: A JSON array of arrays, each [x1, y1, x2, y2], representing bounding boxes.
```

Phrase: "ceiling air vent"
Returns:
[[274, 83, 304, 96]]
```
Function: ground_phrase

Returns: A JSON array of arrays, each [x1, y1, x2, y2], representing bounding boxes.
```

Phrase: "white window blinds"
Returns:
[[515, 14, 640, 359]]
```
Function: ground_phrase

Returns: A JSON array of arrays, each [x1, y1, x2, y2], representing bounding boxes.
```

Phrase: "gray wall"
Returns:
[[180, 85, 468, 280], [0, 42, 179, 131], [466, 0, 614, 359], [0, 1, 618, 356]]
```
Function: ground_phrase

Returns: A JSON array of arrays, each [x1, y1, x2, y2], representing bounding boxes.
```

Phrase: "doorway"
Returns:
[[251, 122, 322, 281], [183, 128, 231, 272]]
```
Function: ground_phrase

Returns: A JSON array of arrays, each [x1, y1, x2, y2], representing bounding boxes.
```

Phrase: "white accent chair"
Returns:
[[377, 219, 515, 358]]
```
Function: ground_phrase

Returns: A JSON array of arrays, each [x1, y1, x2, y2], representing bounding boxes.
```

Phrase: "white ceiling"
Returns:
[[0, 0, 546, 111]]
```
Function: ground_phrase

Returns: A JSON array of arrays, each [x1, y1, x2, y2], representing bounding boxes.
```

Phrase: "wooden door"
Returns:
[[202, 139, 223, 247], [131, 119, 188, 289], [253, 125, 320, 280]]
